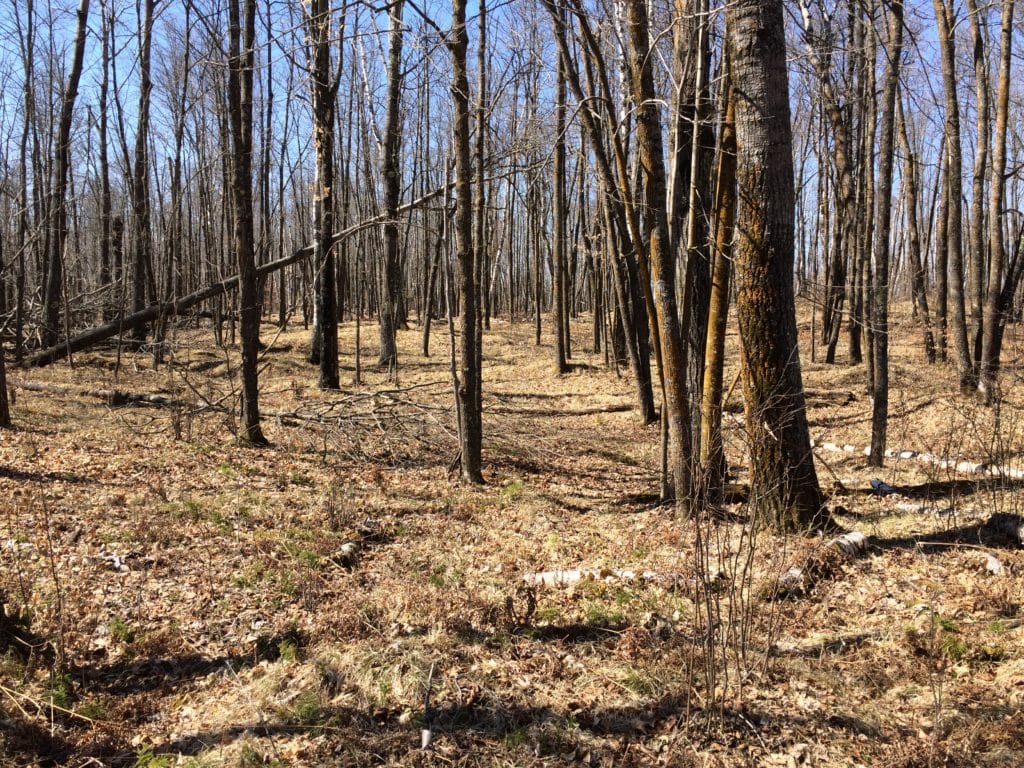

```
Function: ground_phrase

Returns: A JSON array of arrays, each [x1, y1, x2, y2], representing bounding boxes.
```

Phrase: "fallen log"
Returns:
[[26, 186, 447, 368], [13, 380, 194, 409]]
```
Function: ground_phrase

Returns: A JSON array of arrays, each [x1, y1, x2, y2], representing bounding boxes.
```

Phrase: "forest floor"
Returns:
[[2, 302, 1024, 767]]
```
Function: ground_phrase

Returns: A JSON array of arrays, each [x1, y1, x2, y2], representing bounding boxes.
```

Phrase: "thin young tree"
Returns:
[[304, 0, 344, 389], [130, 0, 156, 341], [868, 0, 903, 467], [450, 0, 482, 482], [42, 0, 90, 348], [378, 0, 405, 372], [227, 0, 267, 445]]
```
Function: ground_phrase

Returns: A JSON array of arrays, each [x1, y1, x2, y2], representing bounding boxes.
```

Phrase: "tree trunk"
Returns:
[[868, 0, 903, 467], [699, 69, 736, 502], [42, 0, 90, 349], [727, 0, 826, 531], [450, 0, 483, 483], [552, 6, 569, 374], [227, 0, 267, 445], [625, 0, 694, 512], [933, 0, 974, 390], [896, 96, 936, 363], [378, 0, 405, 372], [305, 0, 342, 389], [978, 0, 1015, 404]]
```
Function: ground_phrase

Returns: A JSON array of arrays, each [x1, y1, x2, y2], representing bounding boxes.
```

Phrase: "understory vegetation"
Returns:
[[2, 305, 1024, 766]]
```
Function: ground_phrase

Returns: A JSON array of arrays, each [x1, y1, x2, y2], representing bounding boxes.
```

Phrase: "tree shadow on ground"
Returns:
[[870, 520, 1021, 553], [870, 476, 1024, 500], [0, 466, 93, 484]]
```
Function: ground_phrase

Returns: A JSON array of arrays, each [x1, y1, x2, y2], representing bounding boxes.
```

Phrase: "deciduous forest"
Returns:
[[2, 0, 1024, 764]]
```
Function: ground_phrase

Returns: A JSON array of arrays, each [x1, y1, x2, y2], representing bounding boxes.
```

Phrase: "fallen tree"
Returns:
[[25, 186, 447, 368]]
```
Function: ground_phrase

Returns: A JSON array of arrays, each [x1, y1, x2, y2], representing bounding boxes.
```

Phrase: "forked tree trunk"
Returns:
[[727, 0, 825, 531], [699, 69, 736, 502]]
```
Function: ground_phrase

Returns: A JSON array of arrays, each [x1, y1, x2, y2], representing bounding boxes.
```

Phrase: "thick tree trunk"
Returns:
[[727, 0, 826, 531]]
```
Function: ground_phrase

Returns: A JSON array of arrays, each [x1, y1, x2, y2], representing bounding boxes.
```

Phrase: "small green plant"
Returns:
[[504, 726, 529, 748], [110, 616, 136, 644], [239, 743, 284, 767], [48, 673, 73, 709], [289, 691, 324, 725], [278, 638, 300, 662], [623, 670, 657, 696], [76, 700, 107, 720], [133, 747, 174, 768], [584, 601, 625, 627], [215, 462, 237, 478], [499, 479, 524, 506]]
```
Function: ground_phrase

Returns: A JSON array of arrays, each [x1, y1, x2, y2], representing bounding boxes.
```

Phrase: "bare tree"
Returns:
[[227, 0, 267, 444], [42, 0, 90, 348], [378, 0, 406, 372], [868, 0, 904, 467], [304, 0, 344, 389], [450, 0, 482, 482]]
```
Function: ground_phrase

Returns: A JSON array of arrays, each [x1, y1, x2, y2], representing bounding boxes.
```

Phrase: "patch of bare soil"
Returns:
[[2, 302, 1024, 767]]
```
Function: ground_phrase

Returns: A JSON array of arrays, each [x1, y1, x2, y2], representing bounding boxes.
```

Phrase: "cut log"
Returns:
[[25, 186, 447, 368]]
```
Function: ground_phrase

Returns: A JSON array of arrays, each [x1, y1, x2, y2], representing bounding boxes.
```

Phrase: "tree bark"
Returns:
[[727, 0, 826, 530]]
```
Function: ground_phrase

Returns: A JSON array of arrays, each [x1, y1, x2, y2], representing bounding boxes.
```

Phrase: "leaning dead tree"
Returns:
[[25, 189, 449, 368]]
